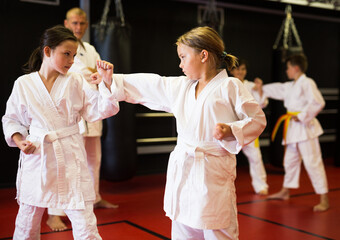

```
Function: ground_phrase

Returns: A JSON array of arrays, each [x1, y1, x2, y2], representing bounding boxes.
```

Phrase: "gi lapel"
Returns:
[[29, 72, 76, 203], [185, 70, 227, 132], [30, 72, 64, 129]]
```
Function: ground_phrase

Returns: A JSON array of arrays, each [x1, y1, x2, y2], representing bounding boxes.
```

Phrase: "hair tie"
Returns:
[[221, 51, 227, 59]]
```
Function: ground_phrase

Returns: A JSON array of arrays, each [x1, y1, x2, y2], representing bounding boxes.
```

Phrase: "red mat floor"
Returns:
[[0, 162, 339, 240]]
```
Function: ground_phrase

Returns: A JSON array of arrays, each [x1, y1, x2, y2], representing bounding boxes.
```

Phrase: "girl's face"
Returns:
[[49, 40, 78, 75], [177, 43, 202, 80], [236, 64, 247, 81], [286, 62, 299, 80], [230, 64, 247, 81]]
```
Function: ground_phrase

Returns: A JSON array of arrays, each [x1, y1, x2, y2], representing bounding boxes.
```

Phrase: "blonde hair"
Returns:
[[66, 7, 87, 20], [176, 26, 238, 71]]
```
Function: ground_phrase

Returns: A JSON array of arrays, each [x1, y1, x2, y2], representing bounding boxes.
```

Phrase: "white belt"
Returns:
[[29, 124, 80, 202], [177, 137, 228, 157], [176, 137, 229, 190]]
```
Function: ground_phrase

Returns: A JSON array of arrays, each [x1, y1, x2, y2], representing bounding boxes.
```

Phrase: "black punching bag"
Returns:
[[92, 0, 136, 181], [269, 5, 303, 167]]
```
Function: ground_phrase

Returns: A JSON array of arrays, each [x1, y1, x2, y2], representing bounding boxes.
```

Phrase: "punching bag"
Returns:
[[92, 0, 137, 181], [269, 5, 303, 167]]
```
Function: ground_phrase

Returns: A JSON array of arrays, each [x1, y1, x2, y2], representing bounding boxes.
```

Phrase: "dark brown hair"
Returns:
[[285, 53, 308, 73], [176, 26, 238, 71], [23, 25, 77, 73]]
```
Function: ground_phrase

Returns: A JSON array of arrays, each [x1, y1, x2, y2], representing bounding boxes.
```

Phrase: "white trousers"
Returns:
[[48, 136, 102, 216], [242, 140, 268, 193], [84, 136, 102, 204], [283, 138, 328, 194], [13, 202, 102, 240], [171, 221, 237, 240]]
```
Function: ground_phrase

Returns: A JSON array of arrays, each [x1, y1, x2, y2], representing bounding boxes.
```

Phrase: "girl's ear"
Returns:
[[294, 65, 301, 73], [43, 46, 51, 57], [200, 49, 209, 63]]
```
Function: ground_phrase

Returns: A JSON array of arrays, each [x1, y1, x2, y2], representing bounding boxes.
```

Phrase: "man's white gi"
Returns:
[[71, 42, 103, 138], [2, 71, 119, 239], [73, 42, 103, 204], [110, 70, 267, 239], [241, 80, 268, 193], [263, 74, 328, 194]]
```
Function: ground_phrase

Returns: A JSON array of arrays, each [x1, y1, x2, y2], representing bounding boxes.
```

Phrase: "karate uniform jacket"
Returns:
[[70, 42, 102, 137], [110, 70, 266, 231], [263, 74, 324, 145], [2, 72, 119, 210]]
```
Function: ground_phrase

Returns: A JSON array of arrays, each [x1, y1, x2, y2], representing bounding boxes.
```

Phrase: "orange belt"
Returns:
[[271, 112, 300, 144]]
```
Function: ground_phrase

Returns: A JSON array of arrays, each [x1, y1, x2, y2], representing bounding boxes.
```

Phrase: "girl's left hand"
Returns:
[[214, 123, 232, 140], [91, 60, 113, 88]]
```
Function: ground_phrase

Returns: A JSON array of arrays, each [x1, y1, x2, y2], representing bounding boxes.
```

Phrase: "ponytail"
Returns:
[[22, 47, 43, 73], [222, 53, 238, 71]]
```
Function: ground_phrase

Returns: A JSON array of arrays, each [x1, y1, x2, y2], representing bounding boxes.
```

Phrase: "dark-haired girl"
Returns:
[[2, 25, 119, 239]]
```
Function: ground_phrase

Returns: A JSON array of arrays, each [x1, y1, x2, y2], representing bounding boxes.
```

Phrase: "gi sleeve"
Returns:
[[2, 81, 30, 147], [297, 79, 325, 124], [219, 78, 267, 154], [262, 82, 287, 100], [111, 73, 181, 113], [80, 74, 119, 122]]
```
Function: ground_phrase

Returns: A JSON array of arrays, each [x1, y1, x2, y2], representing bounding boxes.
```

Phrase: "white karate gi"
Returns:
[[111, 70, 267, 239], [241, 80, 268, 193], [263, 74, 328, 194], [172, 220, 235, 240], [2, 71, 119, 239], [48, 42, 103, 217]]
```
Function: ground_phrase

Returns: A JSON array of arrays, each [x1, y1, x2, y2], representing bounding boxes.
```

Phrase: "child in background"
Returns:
[[2, 25, 119, 239], [95, 26, 266, 240], [254, 53, 329, 212], [230, 59, 269, 195]]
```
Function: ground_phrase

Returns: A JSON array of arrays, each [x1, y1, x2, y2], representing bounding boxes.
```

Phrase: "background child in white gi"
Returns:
[[47, 7, 118, 232], [254, 53, 329, 212], [230, 59, 269, 195], [95, 26, 267, 240], [2, 25, 119, 240]]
